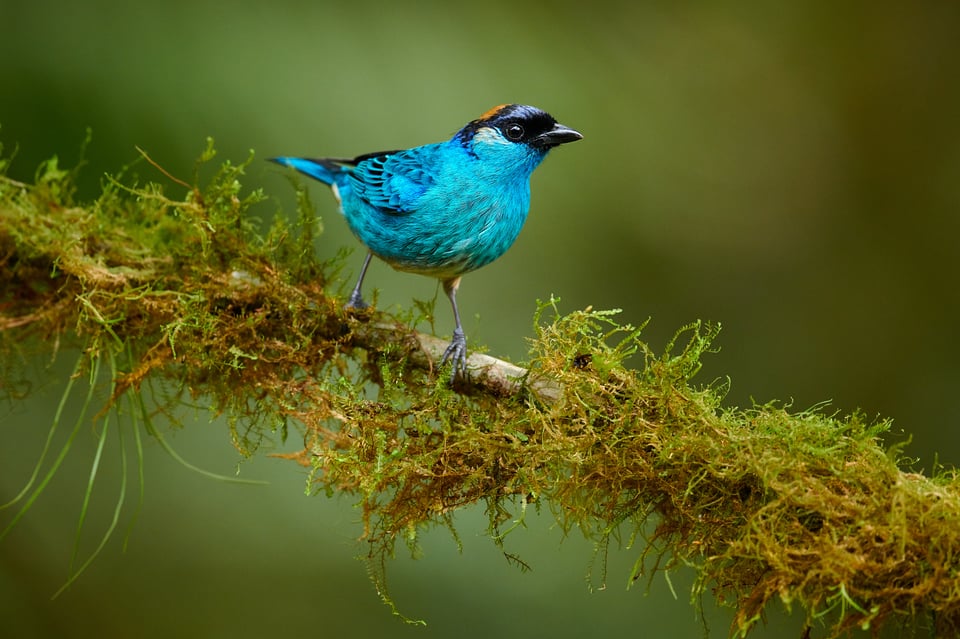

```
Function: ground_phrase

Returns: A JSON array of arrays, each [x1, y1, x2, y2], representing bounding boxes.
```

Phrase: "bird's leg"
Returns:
[[440, 277, 468, 381], [345, 252, 373, 309]]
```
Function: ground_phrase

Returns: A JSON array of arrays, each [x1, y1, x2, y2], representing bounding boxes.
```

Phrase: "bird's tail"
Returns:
[[270, 157, 345, 186]]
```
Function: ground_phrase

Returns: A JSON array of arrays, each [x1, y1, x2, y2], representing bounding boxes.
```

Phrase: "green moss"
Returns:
[[2, 139, 959, 637]]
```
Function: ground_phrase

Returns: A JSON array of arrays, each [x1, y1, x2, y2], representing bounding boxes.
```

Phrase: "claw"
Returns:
[[440, 327, 468, 382], [345, 289, 369, 310]]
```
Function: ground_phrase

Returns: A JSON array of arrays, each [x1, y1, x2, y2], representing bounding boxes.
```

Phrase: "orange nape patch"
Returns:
[[477, 104, 509, 121]]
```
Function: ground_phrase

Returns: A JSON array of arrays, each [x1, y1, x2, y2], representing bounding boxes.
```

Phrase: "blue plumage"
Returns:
[[272, 104, 582, 379]]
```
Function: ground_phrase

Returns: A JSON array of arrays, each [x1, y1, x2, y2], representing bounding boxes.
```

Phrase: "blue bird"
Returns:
[[272, 104, 582, 379]]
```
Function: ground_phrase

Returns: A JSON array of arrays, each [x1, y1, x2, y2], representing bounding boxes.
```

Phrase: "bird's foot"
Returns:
[[344, 290, 369, 311], [440, 328, 469, 383]]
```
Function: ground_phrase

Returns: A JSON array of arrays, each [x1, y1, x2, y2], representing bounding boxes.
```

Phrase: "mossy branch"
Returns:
[[2, 140, 959, 637]]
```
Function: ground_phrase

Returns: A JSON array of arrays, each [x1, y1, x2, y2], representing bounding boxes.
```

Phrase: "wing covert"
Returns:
[[348, 147, 438, 215]]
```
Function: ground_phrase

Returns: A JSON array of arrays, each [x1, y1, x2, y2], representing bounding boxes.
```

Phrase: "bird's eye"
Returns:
[[505, 123, 524, 141]]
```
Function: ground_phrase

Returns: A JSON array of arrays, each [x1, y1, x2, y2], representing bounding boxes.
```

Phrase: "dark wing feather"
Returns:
[[348, 146, 439, 215]]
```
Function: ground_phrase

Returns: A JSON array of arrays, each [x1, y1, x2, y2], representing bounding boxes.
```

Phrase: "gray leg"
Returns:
[[345, 252, 373, 309], [440, 277, 468, 381]]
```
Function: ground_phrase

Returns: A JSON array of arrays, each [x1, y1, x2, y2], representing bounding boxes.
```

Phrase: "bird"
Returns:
[[271, 104, 582, 380]]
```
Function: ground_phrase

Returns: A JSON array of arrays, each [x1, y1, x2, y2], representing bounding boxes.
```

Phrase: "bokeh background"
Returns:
[[3, 1, 959, 637]]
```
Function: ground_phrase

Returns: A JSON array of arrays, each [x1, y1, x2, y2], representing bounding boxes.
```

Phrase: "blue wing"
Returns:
[[348, 146, 439, 215]]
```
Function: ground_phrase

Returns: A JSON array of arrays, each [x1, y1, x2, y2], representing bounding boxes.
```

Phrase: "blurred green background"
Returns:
[[2, 1, 959, 636]]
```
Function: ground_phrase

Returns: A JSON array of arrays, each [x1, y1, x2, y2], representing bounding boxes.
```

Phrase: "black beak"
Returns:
[[532, 123, 583, 149]]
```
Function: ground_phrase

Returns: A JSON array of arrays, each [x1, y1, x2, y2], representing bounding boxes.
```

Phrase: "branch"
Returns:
[[353, 320, 561, 403], [2, 143, 959, 637]]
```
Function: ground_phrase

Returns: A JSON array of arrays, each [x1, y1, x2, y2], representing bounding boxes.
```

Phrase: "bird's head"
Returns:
[[455, 104, 582, 167]]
